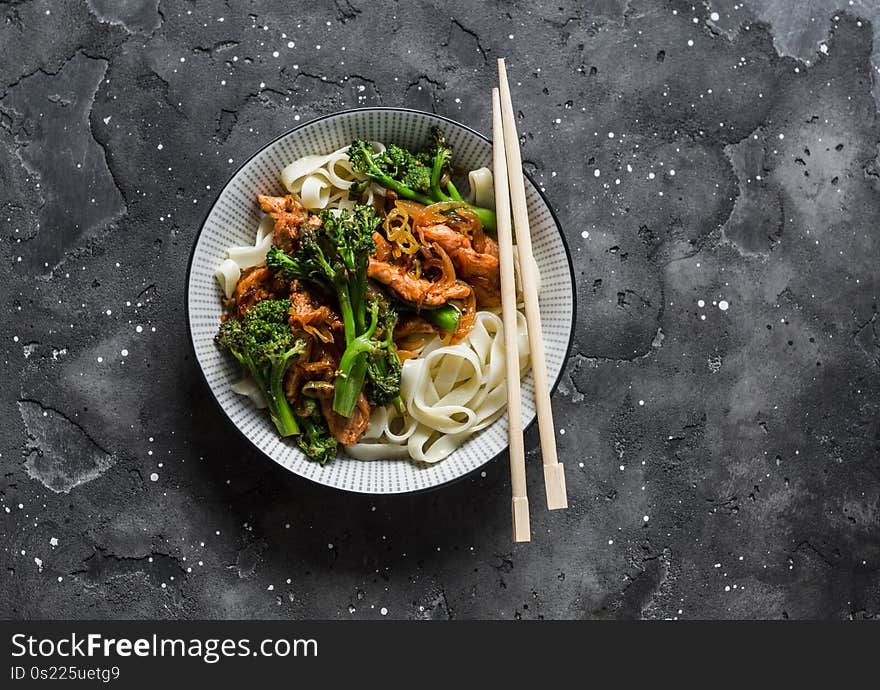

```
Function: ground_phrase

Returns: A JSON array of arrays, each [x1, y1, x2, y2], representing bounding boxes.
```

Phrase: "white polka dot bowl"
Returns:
[[186, 108, 575, 494]]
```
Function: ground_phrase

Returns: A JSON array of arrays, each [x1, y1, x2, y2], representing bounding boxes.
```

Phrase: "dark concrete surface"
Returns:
[[1, 0, 878, 620]]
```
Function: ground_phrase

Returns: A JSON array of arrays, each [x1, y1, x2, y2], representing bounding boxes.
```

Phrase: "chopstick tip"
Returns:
[[512, 496, 531, 542], [544, 464, 568, 510]]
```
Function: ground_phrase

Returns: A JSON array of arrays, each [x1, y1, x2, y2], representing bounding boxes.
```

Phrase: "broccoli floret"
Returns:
[[425, 127, 454, 200], [295, 400, 338, 465], [319, 205, 377, 333], [366, 297, 402, 407], [348, 139, 434, 206], [348, 178, 370, 202], [267, 227, 336, 294], [216, 299, 306, 437], [347, 131, 497, 230], [376, 144, 432, 192], [266, 205, 397, 418]]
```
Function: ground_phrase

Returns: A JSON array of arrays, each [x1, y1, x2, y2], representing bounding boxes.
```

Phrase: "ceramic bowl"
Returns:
[[186, 108, 575, 494]]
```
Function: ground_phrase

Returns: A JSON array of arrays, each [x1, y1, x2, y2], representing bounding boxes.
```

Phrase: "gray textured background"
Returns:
[[1, 0, 879, 620]]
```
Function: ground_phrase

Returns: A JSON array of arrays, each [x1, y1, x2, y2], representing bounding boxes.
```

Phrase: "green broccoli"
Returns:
[[347, 129, 497, 230], [394, 301, 461, 334], [266, 205, 400, 418], [424, 127, 455, 201], [216, 299, 306, 437], [295, 400, 338, 465], [365, 296, 402, 407], [377, 144, 432, 191]]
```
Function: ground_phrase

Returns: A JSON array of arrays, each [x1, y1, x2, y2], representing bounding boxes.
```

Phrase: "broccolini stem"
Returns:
[[336, 304, 379, 374], [268, 362, 300, 436], [430, 153, 451, 202], [446, 180, 465, 202], [333, 355, 369, 418], [468, 205, 497, 231], [350, 271, 367, 335], [366, 166, 434, 206], [333, 303, 380, 416], [420, 303, 461, 333], [335, 281, 357, 346]]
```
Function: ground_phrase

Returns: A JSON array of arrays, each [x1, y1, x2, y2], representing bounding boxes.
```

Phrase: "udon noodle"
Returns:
[[346, 311, 529, 463]]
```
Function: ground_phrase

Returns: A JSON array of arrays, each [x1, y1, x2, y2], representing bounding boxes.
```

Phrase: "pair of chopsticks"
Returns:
[[493, 59, 568, 543]]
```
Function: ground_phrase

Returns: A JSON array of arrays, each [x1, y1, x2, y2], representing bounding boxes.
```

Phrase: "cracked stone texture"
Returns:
[[1, 0, 878, 620]]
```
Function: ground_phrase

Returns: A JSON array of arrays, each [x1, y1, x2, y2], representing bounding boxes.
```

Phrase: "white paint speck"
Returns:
[[150, 472, 159, 482], [719, 300, 729, 311], [380, 607, 388, 616], [710, 12, 720, 21]]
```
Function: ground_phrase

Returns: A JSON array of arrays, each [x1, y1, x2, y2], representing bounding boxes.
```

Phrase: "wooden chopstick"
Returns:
[[497, 58, 568, 510], [492, 87, 531, 543]]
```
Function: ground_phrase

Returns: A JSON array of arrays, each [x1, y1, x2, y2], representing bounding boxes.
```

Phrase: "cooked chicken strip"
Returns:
[[288, 280, 342, 342], [367, 258, 471, 307], [321, 392, 371, 446], [257, 193, 309, 254], [232, 266, 288, 318], [418, 223, 471, 253], [418, 224, 501, 307]]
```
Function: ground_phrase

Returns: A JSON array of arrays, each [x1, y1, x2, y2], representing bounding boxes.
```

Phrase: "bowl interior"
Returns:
[[187, 108, 574, 494]]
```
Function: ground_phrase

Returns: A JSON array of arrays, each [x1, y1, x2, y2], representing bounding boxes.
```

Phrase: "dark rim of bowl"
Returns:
[[184, 106, 578, 496]]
